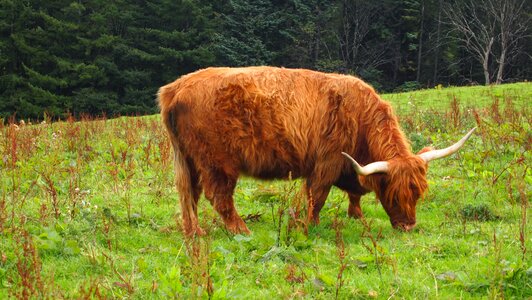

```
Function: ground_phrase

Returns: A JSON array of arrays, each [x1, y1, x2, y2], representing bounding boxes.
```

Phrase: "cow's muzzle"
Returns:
[[393, 222, 417, 232]]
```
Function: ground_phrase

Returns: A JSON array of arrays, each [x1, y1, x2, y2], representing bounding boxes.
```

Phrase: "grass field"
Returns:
[[0, 82, 530, 299]]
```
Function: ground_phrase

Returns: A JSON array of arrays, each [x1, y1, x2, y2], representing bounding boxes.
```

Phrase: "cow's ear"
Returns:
[[416, 146, 434, 155]]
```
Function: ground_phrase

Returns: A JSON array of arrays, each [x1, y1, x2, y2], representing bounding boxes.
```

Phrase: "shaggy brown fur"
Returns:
[[158, 66, 430, 236]]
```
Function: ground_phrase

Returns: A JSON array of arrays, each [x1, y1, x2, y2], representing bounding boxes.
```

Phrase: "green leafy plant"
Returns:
[[0, 83, 530, 298]]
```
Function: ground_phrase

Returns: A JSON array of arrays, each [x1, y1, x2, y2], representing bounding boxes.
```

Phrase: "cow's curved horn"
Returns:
[[418, 127, 476, 163], [341, 152, 389, 175]]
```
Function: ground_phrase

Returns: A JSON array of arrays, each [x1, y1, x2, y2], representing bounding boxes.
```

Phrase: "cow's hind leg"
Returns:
[[189, 158, 203, 218], [202, 169, 250, 234], [178, 157, 205, 237]]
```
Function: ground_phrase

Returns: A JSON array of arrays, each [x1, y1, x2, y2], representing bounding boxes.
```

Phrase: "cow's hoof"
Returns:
[[348, 206, 363, 219], [184, 226, 206, 238], [309, 215, 320, 225], [226, 220, 251, 235]]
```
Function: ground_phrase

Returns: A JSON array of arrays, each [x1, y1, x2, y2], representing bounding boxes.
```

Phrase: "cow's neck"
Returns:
[[361, 101, 412, 163]]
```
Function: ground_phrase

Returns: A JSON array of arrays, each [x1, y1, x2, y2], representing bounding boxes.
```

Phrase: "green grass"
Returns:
[[382, 82, 531, 114], [0, 83, 530, 298]]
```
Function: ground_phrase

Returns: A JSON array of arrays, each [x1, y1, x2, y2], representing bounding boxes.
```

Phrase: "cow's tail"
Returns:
[[158, 85, 203, 236]]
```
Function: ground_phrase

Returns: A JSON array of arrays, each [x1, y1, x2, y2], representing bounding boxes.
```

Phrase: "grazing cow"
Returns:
[[158, 66, 475, 236]]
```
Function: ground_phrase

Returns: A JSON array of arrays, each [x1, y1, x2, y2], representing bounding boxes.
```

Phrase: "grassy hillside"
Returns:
[[383, 82, 531, 113], [0, 83, 530, 298]]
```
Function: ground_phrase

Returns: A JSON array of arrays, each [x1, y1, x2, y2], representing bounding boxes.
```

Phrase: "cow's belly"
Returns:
[[243, 165, 302, 180], [239, 152, 304, 180]]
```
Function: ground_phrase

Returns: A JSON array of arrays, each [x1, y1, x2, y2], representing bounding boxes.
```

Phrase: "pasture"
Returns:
[[0, 83, 530, 299]]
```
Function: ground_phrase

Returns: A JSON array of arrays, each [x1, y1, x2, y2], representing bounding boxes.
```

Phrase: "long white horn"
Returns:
[[341, 152, 389, 175], [418, 127, 476, 163]]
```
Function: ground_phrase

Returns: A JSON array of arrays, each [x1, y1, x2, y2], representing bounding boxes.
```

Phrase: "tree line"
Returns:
[[1, 0, 530, 119]]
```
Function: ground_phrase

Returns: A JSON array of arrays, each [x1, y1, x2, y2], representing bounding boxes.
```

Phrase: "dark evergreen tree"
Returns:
[[0, 0, 217, 119], [211, 0, 276, 66], [0, 0, 530, 119], [1, 0, 76, 118]]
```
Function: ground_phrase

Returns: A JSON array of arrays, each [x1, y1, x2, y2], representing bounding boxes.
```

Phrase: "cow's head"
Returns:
[[342, 128, 476, 231]]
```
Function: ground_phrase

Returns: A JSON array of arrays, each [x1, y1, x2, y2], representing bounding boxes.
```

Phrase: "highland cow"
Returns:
[[158, 66, 475, 236]]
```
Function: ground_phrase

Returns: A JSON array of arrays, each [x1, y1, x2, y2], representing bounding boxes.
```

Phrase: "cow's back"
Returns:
[[160, 67, 366, 179]]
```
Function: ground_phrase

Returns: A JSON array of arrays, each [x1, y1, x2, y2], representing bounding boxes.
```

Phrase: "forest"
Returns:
[[1, 0, 531, 119]]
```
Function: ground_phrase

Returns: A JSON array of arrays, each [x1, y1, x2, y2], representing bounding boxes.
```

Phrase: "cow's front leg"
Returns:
[[306, 181, 332, 224], [347, 193, 364, 218]]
